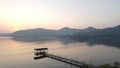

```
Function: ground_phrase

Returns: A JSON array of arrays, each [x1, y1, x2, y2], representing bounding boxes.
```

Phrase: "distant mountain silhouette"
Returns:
[[89, 25, 120, 38], [83, 26, 96, 32], [7, 25, 120, 40], [10, 28, 57, 38], [70, 25, 120, 40], [10, 27, 81, 38], [58, 27, 81, 35]]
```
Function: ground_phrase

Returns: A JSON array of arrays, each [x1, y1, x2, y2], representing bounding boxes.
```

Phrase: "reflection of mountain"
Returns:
[[86, 39, 120, 48], [57, 38, 120, 49], [12, 37, 54, 42]]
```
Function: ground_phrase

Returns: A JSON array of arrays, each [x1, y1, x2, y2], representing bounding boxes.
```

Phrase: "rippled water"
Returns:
[[0, 37, 120, 68]]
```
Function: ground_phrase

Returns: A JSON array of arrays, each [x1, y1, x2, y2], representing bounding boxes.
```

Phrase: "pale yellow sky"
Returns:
[[0, 0, 120, 33]]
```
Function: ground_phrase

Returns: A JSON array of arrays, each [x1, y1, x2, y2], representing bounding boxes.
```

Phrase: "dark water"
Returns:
[[0, 37, 120, 68]]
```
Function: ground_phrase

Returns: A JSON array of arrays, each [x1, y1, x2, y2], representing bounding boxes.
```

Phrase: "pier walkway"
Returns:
[[34, 48, 96, 68]]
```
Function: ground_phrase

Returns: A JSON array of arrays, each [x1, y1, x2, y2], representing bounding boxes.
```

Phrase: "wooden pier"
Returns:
[[34, 48, 96, 68]]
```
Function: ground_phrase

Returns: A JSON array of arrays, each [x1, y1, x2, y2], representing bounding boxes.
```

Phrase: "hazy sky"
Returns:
[[0, 0, 120, 33]]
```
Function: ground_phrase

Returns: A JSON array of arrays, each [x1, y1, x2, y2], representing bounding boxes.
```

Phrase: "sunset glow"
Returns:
[[0, 0, 120, 33]]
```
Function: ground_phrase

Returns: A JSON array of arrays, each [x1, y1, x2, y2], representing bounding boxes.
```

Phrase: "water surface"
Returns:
[[0, 37, 120, 68]]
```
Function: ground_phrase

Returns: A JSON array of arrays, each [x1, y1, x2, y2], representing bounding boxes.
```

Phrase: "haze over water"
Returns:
[[0, 37, 120, 68]]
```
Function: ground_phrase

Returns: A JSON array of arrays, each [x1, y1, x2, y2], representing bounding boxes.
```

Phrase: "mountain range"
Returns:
[[1, 25, 120, 40], [9, 26, 96, 38], [73, 25, 120, 40]]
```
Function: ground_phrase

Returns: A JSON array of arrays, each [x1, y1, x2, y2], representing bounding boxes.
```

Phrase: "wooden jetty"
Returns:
[[34, 48, 96, 68]]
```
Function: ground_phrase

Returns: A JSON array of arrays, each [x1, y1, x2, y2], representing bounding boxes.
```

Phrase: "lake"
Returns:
[[0, 37, 120, 68]]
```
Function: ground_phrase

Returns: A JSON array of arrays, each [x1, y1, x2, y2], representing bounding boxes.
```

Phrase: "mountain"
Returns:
[[58, 27, 81, 35], [72, 25, 120, 40], [83, 26, 96, 32], [10, 28, 57, 38], [10, 27, 81, 38], [10, 25, 120, 40], [89, 25, 120, 38]]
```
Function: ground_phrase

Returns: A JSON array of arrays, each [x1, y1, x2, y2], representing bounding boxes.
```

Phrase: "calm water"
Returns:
[[0, 37, 120, 68]]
